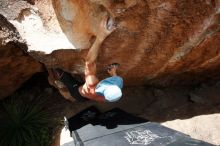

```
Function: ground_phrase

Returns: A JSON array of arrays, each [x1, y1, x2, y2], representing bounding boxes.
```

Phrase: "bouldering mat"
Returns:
[[66, 107, 214, 146], [67, 106, 101, 132]]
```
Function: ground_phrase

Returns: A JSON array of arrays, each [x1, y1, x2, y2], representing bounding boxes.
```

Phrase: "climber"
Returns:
[[48, 15, 123, 102]]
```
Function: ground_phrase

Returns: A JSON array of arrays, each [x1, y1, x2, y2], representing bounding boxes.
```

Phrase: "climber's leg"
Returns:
[[54, 69, 88, 101]]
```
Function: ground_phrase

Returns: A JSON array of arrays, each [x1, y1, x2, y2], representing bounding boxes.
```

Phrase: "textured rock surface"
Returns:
[[0, 14, 43, 99], [162, 114, 220, 145], [5, 0, 75, 54], [0, 0, 72, 99], [0, 0, 220, 99], [49, 0, 220, 86]]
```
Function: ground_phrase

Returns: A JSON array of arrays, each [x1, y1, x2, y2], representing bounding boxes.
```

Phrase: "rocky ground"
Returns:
[[162, 114, 220, 146]]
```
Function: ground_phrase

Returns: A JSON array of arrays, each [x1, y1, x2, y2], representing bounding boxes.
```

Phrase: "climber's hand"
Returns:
[[97, 15, 116, 41]]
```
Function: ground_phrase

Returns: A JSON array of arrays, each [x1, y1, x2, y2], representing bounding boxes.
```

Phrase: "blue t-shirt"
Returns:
[[95, 76, 123, 102]]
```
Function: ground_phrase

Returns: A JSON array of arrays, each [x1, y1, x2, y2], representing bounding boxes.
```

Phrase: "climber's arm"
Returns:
[[84, 36, 102, 87], [84, 16, 116, 88], [85, 15, 116, 74], [86, 39, 103, 66], [85, 39, 103, 76], [86, 17, 112, 64]]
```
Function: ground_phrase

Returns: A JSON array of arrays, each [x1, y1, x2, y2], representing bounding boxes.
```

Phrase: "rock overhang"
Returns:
[[0, 0, 220, 99]]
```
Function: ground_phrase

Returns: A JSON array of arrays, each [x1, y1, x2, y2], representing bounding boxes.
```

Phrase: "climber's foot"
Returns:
[[52, 68, 65, 88], [53, 68, 64, 79], [107, 63, 120, 76]]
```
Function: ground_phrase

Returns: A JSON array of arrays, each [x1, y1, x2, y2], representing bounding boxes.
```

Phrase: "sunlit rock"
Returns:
[[0, 0, 220, 99]]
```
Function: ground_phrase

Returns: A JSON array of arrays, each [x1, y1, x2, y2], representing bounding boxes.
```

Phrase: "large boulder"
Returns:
[[0, 0, 220, 99], [51, 0, 220, 86]]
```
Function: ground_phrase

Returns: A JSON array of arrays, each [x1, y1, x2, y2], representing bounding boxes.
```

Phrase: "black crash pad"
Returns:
[[65, 107, 214, 146]]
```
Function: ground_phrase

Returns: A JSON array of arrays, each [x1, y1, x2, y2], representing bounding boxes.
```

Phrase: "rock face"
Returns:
[[0, 0, 220, 99], [0, 14, 43, 99], [51, 0, 220, 86]]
